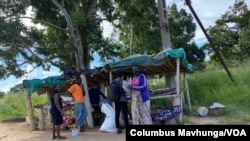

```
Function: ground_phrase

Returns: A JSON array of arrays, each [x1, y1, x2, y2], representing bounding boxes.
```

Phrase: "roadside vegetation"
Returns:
[[185, 60, 250, 124]]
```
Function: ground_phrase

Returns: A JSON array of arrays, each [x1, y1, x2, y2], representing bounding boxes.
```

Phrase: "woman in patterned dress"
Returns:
[[130, 65, 152, 125]]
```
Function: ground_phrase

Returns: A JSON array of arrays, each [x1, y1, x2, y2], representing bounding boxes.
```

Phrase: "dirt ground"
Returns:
[[0, 121, 126, 141], [0, 115, 229, 141]]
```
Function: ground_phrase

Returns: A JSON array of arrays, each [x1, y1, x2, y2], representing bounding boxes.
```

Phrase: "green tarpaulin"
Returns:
[[22, 48, 193, 95], [104, 48, 194, 73], [23, 77, 65, 94]]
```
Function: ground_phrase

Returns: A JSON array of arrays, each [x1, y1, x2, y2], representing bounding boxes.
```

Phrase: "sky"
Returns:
[[0, 0, 249, 93]]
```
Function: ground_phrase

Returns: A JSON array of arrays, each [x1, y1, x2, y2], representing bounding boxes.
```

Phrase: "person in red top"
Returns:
[[66, 76, 87, 132]]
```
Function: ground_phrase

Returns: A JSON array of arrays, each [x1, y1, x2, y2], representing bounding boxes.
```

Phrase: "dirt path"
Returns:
[[0, 115, 233, 141], [182, 115, 227, 125], [0, 122, 125, 141]]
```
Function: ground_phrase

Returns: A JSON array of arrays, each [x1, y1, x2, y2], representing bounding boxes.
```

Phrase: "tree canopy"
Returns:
[[0, 0, 122, 80], [202, 1, 250, 66], [3, 0, 241, 80]]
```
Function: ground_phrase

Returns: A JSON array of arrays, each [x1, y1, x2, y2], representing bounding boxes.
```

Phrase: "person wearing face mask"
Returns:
[[66, 76, 88, 133], [129, 65, 152, 125]]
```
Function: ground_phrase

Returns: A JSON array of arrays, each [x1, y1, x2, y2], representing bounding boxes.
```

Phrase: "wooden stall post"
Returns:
[[173, 58, 182, 122], [37, 106, 45, 130], [100, 83, 105, 93], [46, 92, 53, 124], [184, 73, 191, 109], [109, 71, 113, 84], [100, 83, 106, 98], [109, 71, 115, 108], [23, 88, 36, 131]]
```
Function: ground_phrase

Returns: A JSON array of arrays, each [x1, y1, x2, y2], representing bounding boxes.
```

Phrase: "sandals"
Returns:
[[52, 136, 57, 140], [116, 129, 122, 134]]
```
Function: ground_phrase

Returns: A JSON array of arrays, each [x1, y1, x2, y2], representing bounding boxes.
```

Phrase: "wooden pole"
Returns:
[[23, 88, 36, 131], [100, 83, 105, 98], [158, 0, 172, 50], [46, 92, 53, 124], [81, 74, 94, 128], [109, 71, 113, 84], [184, 73, 191, 109], [37, 106, 45, 130], [174, 58, 182, 122], [184, 0, 234, 83]]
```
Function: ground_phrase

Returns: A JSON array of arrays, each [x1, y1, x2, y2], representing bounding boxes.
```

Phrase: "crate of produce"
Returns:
[[62, 118, 75, 126]]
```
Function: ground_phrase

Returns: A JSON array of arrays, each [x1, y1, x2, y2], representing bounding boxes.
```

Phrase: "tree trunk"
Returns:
[[52, 0, 94, 127], [81, 74, 94, 128]]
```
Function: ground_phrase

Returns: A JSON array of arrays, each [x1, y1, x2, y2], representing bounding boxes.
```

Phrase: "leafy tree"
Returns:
[[113, 2, 205, 68], [168, 4, 205, 69], [202, 1, 250, 65], [184, 42, 206, 70], [0, 0, 39, 79], [0, 91, 4, 98], [0, 0, 208, 79], [0, 0, 122, 80], [0, 0, 122, 128], [238, 12, 250, 57], [113, 0, 162, 56], [9, 84, 23, 93], [168, 4, 196, 48]]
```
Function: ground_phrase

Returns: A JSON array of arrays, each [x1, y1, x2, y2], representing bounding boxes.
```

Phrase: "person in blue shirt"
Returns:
[[89, 81, 107, 125]]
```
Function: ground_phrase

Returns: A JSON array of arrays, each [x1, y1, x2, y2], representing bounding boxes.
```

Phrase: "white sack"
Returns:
[[99, 103, 117, 133]]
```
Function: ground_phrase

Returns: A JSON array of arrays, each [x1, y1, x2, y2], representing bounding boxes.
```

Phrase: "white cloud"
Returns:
[[168, 0, 250, 42], [190, 0, 234, 41], [21, 6, 43, 29], [0, 65, 61, 93], [101, 21, 114, 38], [26, 66, 61, 80]]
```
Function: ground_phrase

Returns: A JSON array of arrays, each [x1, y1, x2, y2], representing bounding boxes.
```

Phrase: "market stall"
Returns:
[[103, 48, 194, 122], [22, 68, 109, 131], [22, 47, 193, 130]]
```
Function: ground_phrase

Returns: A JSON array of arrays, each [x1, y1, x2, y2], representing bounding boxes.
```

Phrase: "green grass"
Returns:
[[0, 92, 47, 122], [182, 61, 250, 124], [148, 60, 250, 124]]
